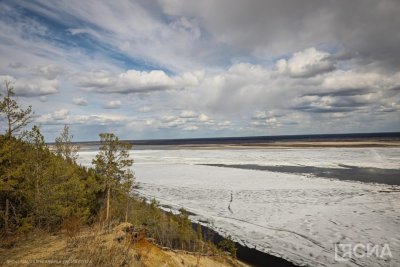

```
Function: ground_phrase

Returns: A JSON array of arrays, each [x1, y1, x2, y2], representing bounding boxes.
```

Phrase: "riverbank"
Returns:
[[192, 223, 298, 267], [62, 132, 400, 151]]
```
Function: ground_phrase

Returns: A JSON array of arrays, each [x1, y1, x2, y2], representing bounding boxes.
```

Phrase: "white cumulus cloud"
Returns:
[[276, 48, 335, 78], [0, 75, 59, 97], [198, 113, 209, 122]]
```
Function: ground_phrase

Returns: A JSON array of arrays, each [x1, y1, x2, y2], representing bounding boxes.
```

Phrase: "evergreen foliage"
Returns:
[[0, 81, 33, 139], [218, 235, 237, 258]]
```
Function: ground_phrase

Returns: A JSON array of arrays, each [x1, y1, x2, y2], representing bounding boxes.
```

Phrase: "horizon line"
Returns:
[[46, 131, 400, 144]]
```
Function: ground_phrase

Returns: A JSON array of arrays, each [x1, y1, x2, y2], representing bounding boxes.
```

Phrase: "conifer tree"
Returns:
[[0, 80, 33, 232], [0, 81, 32, 139], [25, 126, 49, 227], [54, 124, 79, 163], [92, 133, 134, 224]]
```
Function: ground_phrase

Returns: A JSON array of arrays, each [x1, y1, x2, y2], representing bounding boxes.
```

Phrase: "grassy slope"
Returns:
[[0, 224, 248, 267]]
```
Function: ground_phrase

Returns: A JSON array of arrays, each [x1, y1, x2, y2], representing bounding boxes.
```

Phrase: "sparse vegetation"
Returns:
[[218, 236, 237, 258]]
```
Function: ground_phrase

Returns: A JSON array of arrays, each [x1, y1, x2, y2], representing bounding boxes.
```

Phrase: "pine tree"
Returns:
[[24, 126, 96, 230], [0, 81, 32, 139], [218, 235, 237, 258], [0, 80, 33, 232], [25, 126, 49, 228], [54, 124, 79, 163], [92, 133, 134, 224]]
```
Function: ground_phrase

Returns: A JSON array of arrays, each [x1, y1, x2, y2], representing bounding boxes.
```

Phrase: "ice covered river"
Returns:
[[78, 147, 400, 267]]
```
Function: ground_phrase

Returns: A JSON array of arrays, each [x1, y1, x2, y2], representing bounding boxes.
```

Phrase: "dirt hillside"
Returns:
[[0, 224, 248, 267]]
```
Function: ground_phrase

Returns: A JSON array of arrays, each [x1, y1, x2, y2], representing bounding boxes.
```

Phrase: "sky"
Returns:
[[0, 0, 399, 141]]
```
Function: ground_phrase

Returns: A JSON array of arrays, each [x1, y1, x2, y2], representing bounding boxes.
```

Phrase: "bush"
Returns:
[[218, 235, 237, 258]]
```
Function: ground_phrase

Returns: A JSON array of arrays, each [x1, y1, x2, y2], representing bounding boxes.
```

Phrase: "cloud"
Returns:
[[33, 65, 64, 80], [73, 97, 88, 106], [8, 62, 25, 69], [321, 71, 384, 91], [14, 79, 59, 97], [186, 57, 400, 117], [198, 113, 209, 122], [158, 0, 400, 69], [0, 75, 14, 84], [52, 109, 69, 120], [103, 100, 122, 109], [1, 1, 399, 139], [183, 125, 199, 131], [180, 110, 196, 118], [36, 111, 126, 126], [218, 120, 231, 126], [251, 110, 285, 128], [215, 120, 232, 130], [276, 48, 335, 78], [252, 111, 284, 120], [0, 76, 59, 97], [141, 111, 214, 131], [138, 106, 152, 112], [67, 27, 103, 40], [160, 115, 187, 128], [10, 0, 210, 72], [302, 88, 370, 98], [145, 119, 155, 125], [35, 109, 69, 124], [293, 94, 372, 113], [187, 63, 277, 114], [77, 69, 202, 94]]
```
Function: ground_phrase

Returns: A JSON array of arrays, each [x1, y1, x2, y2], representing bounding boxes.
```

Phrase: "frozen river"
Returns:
[[78, 148, 400, 267]]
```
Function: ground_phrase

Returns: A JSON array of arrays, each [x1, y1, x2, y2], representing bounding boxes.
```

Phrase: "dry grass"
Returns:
[[0, 223, 247, 267]]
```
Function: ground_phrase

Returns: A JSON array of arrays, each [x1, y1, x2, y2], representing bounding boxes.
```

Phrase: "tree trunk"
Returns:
[[7, 85, 12, 140], [106, 187, 111, 222], [125, 197, 129, 223], [36, 177, 40, 227], [5, 198, 9, 233], [35, 158, 40, 227]]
